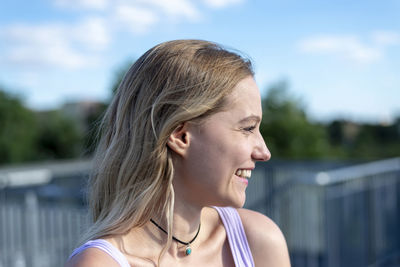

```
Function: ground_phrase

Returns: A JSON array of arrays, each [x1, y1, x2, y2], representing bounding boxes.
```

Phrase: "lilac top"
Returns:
[[68, 207, 254, 267], [68, 239, 130, 267], [214, 206, 255, 267]]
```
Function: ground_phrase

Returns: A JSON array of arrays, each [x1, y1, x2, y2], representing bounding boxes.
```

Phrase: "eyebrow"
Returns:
[[238, 115, 261, 124]]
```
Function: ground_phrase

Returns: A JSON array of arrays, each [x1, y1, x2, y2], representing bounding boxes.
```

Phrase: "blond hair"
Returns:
[[83, 39, 253, 261]]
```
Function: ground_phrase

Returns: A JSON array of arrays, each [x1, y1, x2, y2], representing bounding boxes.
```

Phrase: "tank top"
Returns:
[[214, 206, 255, 267], [68, 207, 255, 267], [68, 239, 130, 267]]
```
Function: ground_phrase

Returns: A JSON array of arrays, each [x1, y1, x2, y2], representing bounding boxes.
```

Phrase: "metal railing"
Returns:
[[245, 158, 400, 267], [0, 193, 88, 267], [1, 158, 399, 267]]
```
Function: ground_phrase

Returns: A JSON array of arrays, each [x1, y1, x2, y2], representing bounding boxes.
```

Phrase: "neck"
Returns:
[[116, 185, 205, 258], [173, 199, 202, 239], [154, 193, 203, 242], [147, 193, 203, 257]]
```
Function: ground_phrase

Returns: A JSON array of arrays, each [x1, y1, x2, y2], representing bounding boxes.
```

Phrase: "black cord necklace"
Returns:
[[150, 219, 201, 256]]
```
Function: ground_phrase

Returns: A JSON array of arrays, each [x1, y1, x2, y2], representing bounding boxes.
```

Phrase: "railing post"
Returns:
[[24, 191, 39, 267]]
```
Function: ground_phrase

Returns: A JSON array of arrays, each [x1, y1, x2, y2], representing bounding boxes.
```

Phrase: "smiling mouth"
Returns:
[[235, 169, 252, 179]]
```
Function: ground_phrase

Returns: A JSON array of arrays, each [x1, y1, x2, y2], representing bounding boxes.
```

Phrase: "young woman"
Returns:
[[66, 40, 290, 267]]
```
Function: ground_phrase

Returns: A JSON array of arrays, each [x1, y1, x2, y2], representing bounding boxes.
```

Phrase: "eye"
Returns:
[[242, 125, 256, 133]]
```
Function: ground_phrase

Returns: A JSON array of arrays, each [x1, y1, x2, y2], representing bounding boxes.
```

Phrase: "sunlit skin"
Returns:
[[66, 76, 291, 267], [172, 75, 271, 209]]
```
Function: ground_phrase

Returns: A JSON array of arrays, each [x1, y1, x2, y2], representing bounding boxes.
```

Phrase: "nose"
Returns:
[[252, 132, 271, 162]]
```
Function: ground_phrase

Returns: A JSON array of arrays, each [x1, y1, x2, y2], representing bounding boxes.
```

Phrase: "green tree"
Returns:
[[0, 87, 86, 164], [35, 110, 83, 160], [0, 89, 39, 164], [350, 121, 400, 159], [260, 81, 331, 159], [326, 118, 400, 159]]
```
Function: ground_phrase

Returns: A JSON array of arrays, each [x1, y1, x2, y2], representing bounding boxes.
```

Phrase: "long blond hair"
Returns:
[[83, 39, 254, 259]]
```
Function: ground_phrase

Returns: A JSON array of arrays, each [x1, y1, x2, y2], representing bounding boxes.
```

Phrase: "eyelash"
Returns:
[[242, 125, 256, 133]]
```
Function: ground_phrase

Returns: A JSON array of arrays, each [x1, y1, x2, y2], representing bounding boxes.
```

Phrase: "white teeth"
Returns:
[[235, 169, 252, 178], [246, 170, 251, 178]]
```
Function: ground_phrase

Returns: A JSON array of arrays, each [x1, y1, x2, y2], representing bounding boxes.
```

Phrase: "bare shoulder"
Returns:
[[238, 208, 291, 267], [65, 248, 121, 267], [237, 208, 284, 241]]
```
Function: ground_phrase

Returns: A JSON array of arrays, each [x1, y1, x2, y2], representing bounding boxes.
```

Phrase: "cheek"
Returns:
[[186, 128, 251, 181], [188, 141, 226, 175], [184, 140, 230, 186]]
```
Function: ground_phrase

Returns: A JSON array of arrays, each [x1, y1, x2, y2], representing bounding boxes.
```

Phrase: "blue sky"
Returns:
[[1, 0, 399, 123]]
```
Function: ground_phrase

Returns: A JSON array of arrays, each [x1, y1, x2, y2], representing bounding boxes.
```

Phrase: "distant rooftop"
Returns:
[[0, 158, 92, 188]]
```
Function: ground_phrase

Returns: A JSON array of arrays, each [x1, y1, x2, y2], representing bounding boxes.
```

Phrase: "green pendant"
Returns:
[[185, 246, 192, 255]]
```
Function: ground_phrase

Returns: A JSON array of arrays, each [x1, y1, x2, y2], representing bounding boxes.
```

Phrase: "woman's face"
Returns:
[[174, 76, 271, 208]]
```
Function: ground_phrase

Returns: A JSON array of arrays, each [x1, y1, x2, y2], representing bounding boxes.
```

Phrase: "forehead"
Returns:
[[225, 76, 262, 118]]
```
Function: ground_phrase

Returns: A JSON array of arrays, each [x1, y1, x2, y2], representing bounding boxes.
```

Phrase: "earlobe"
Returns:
[[167, 123, 190, 157]]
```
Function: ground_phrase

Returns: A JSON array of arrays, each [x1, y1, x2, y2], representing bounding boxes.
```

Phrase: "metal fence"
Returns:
[[0, 160, 90, 267], [0, 196, 88, 267], [1, 158, 399, 267], [245, 158, 400, 267]]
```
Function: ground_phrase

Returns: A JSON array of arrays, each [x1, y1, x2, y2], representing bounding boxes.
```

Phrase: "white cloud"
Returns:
[[5, 41, 96, 69], [113, 5, 159, 34], [54, 0, 200, 21], [1, 0, 242, 69], [142, 0, 200, 19], [52, 0, 201, 35], [54, 0, 109, 10], [111, 0, 200, 33], [298, 35, 382, 64], [72, 17, 110, 50], [0, 22, 105, 69], [2, 23, 68, 46], [203, 0, 244, 8], [371, 30, 400, 46]]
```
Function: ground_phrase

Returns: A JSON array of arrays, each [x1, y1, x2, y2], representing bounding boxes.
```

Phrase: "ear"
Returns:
[[167, 123, 190, 157]]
